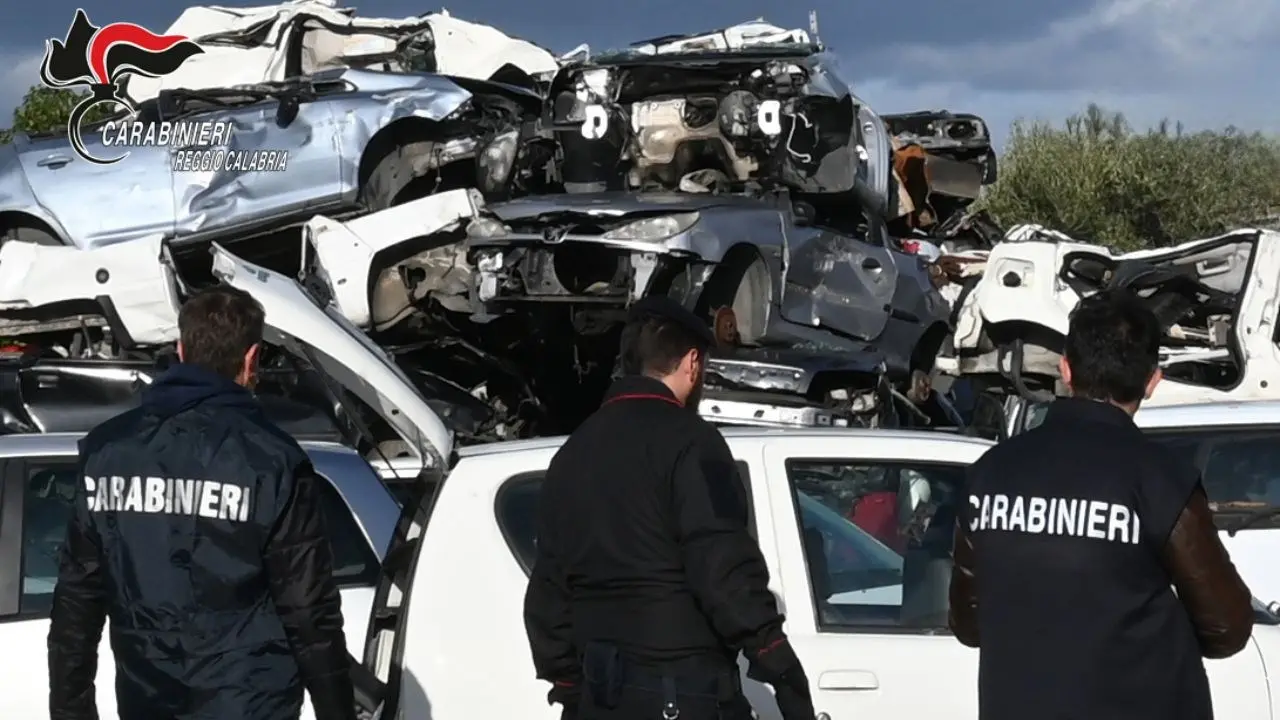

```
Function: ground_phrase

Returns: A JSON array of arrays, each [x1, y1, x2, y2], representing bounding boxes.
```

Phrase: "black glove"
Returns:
[[746, 638, 814, 720], [773, 683, 816, 720], [549, 682, 580, 720]]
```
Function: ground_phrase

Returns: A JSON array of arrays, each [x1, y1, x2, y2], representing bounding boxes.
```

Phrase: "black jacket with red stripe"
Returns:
[[523, 375, 787, 694]]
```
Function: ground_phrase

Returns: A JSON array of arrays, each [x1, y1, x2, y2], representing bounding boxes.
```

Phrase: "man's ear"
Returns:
[[176, 341, 185, 362], [1144, 367, 1163, 400], [244, 343, 261, 370], [682, 347, 701, 381], [1058, 356, 1072, 391]]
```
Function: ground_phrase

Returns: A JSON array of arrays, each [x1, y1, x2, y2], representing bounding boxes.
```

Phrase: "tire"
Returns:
[[359, 140, 440, 211], [728, 252, 771, 344], [698, 248, 772, 345], [0, 225, 61, 246]]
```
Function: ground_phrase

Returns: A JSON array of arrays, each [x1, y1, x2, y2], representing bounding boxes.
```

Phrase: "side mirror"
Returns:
[[792, 201, 816, 227], [276, 96, 300, 128]]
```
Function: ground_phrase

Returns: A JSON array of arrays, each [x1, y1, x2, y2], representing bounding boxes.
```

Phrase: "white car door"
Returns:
[[0, 450, 388, 720], [753, 433, 1272, 720]]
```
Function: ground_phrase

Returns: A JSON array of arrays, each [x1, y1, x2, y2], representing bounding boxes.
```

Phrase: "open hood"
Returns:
[[209, 243, 453, 468]]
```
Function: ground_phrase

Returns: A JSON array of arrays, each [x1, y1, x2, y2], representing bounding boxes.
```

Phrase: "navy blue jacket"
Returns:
[[47, 364, 355, 720]]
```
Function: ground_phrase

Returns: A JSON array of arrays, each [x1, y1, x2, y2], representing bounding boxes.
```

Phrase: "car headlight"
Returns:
[[466, 217, 510, 240], [600, 213, 699, 242]]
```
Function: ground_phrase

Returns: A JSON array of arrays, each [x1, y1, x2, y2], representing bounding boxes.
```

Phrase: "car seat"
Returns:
[[899, 486, 954, 628], [850, 492, 900, 551]]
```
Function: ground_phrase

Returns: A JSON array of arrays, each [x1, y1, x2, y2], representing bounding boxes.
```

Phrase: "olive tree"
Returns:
[[979, 103, 1280, 250], [0, 85, 114, 144]]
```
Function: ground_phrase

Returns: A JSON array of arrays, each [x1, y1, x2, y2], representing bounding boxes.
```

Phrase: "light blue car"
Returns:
[[0, 66, 550, 254]]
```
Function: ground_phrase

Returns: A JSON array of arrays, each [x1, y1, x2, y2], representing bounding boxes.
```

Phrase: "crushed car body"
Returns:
[[124, 1, 559, 103], [0, 66, 548, 263], [305, 188, 955, 434], [936, 224, 1280, 408], [546, 21, 876, 201]]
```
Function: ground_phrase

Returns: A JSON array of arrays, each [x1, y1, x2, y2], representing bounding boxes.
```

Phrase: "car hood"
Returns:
[[210, 244, 452, 470]]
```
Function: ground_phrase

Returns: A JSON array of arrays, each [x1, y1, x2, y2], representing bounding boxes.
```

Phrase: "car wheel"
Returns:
[[699, 247, 771, 345], [0, 225, 61, 246], [729, 252, 771, 345], [359, 141, 441, 211]]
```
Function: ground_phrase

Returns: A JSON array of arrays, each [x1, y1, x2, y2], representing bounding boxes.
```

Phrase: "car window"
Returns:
[[785, 459, 965, 632], [497, 462, 757, 575], [1146, 428, 1280, 523], [20, 462, 77, 613], [18, 460, 378, 616]]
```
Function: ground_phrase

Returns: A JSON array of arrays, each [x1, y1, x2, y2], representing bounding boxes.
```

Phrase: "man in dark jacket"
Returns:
[[949, 290, 1253, 720], [48, 286, 357, 720], [524, 297, 815, 720]]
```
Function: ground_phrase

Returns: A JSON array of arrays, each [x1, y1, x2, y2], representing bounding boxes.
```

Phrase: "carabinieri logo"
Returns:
[[38, 9, 203, 165]]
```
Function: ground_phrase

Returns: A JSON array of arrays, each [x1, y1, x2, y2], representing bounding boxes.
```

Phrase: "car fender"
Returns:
[[952, 232, 1107, 350], [0, 144, 74, 245], [305, 188, 486, 328]]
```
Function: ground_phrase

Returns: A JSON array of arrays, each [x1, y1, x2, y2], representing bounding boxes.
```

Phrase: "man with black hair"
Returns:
[[48, 286, 356, 720], [524, 296, 815, 720], [949, 290, 1253, 720]]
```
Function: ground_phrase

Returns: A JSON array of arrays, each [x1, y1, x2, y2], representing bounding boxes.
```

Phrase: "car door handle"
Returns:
[[36, 154, 71, 168], [817, 670, 879, 690], [861, 257, 882, 270]]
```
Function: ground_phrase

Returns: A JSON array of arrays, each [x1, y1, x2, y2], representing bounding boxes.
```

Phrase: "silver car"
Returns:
[[0, 67, 546, 252]]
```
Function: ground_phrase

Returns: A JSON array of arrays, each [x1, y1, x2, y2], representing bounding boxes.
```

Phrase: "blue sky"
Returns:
[[2, 0, 1276, 143]]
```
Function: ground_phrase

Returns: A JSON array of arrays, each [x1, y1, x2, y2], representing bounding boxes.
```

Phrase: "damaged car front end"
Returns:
[[306, 188, 955, 436], [937, 225, 1280, 415], [544, 22, 874, 202]]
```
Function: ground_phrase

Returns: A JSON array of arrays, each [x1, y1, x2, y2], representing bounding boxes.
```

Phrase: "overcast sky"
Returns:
[[2, 0, 1275, 143]]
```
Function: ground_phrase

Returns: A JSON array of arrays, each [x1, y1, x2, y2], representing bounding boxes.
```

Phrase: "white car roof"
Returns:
[[455, 426, 995, 457], [1135, 400, 1280, 429]]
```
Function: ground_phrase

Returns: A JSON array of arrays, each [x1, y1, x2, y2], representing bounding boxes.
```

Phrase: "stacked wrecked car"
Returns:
[[0, 4, 1004, 449]]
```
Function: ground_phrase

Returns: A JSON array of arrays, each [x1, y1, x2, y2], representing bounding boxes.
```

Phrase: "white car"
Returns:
[[0, 435, 399, 720], [1005, 397, 1280, 611], [938, 225, 1280, 407], [6, 245, 1278, 719], [125, 0, 560, 104]]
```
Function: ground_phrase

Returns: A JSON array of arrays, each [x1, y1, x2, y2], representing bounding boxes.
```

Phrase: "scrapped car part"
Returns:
[[307, 188, 487, 329], [546, 22, 886, 204], [883, 112, 997, 240], [125, 1, 558, 103], [0, 239, 415, 445], [1, 68, 547, 264], [0, 235, 180, 347], [937, 225, 1280, 407], [307, 188, 953, 434]]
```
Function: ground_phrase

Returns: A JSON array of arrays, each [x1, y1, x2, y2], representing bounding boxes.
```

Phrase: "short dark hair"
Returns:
[[619, 311, 713, 377], [1063, 290, 1161, 404], [178, 286, 265, 379]]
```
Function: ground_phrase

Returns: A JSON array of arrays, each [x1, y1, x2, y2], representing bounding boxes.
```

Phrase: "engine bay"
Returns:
[[548, 51, 859, 196]]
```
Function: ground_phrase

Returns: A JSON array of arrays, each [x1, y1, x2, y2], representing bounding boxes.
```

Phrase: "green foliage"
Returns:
[[0, 85, 116, 144], [979, 103, 1280, 250]]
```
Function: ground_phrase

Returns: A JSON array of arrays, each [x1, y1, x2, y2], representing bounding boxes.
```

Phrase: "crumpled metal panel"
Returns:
[[127, 1, 557, 103], [168, 70, 474, 247]]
